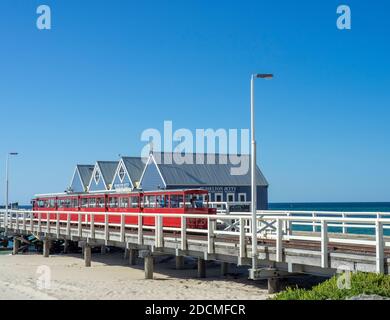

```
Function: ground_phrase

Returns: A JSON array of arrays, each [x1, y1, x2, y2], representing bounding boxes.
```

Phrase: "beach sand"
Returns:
[[0, 252, 271, 300]]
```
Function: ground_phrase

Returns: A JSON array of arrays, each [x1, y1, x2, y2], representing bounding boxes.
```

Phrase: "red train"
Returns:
[[32, 189, 216, 229]]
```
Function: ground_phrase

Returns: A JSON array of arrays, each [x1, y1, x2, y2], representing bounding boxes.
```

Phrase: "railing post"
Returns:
[[138, 213, 143, 245], [155, 215, 163, 248], [66, 213, 71, 236], [56, 212, 60, 238], [276, 218, 283, 262], [47, 212, 50, 234], [90, 213, 95, 239], [376, 220, 384, 274], [104, 213, 109, 242], [78, 213, 82, 237], [341, 212, 346, 234], [22, 211, 26, 232], [120, 214, 125, 242], [181, 216, 187, 251], [312, 212, 316, 232], [15, 211, 19, 231], [30, 211, 34, 232], [321, 220, 329, 268], [287, 211, 292, 236], [38, 212, 42, 234], [207, 216, 215, 254], [239, 217, 246, 258]]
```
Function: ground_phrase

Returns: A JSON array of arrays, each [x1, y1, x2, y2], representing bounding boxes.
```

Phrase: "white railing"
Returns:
[[1, 209, 390, 273]]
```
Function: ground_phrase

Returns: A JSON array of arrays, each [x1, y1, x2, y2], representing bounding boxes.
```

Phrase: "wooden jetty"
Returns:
[[1, 209, 390, 293]]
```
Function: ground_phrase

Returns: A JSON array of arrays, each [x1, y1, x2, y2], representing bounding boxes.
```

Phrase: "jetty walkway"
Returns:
[[1, 208, 390, 293]]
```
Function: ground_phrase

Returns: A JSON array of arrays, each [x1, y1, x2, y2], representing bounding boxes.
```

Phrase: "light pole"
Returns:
[[5, 152, 18, 229], [250, 74, 273, 275]]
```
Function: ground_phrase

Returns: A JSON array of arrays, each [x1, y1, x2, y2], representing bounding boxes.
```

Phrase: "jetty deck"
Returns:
[[1, 209, 390, 291]]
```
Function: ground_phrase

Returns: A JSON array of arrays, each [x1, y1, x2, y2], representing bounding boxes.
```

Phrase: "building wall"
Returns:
[[89, 176, 107, 192], [166, 185, 268, 210], [70, 174, 84, 193], [112, 173, 132, 190], [140, 161, 166, 191]]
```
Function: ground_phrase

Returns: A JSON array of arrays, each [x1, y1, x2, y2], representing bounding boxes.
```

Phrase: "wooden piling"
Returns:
[[12, 238, 20, 255], [267, 278, 280, 294], [129, 249, 137, 266], [221, 262, 228, 276], [43, 239, 50, 258], [84, 244, 91, 267], [197, 258, 206, 278], [144, 256, 154, 279], [175, 256, 184, 270]]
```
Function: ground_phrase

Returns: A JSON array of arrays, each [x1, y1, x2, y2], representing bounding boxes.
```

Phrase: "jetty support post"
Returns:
[[221, 262, 228, 276], [129, 249, 138, 266], [12, 237, 20, 255], [43, 238, 50, 258], [101, 244, 106, 255], [267, 278, 280, 294], [124, 248, 129, 259], [175, 255, 184, 270], [140, 250, 153, 279], [84, 244, 92, 267], [63, 240, 69, 254], [197, 258, 206, 278]]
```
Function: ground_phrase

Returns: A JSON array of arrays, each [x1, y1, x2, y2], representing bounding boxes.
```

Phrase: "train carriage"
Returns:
[[32, 188, 216, 230]]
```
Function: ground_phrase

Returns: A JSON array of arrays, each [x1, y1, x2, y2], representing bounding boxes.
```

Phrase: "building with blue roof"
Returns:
[[69, 165, 94, 193], [111, 156, 147, 191], [139, 152, 268, 209]]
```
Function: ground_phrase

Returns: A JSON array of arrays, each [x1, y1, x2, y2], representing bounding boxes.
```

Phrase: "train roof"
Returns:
[[33, 188, 207, 199]]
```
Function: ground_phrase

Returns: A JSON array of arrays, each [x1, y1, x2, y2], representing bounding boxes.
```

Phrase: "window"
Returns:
[[227, 193, 235, 203], [96, 198, 105, 208], [170, 194, 184, 208], [238, 193, 246, 202], [49, 199, 56, 208], [215, 193, 223, 202], [109, 197, 118, 208], [94, 170, 100, 183], [89, 198, 97, 208], [71, 198, 79, 208], [144, 195, 156, 208], [119, 197, 129, 208], [81, 198, 88, 208], [130, 196, 139, 208], [119, 166, 126, 182]]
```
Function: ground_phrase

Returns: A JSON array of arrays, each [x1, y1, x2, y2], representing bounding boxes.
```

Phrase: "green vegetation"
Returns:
[[273, 272, 390, 300]]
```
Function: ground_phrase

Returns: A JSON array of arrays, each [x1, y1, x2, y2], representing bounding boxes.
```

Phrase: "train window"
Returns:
[[170, 194, 184, 208], [109, 197, 118, 208], [144, 195, 156, 208], [49, 199, 56, 208], [185, 194, 203, 208], [81, 198, 88, 208], [71, 198, 79, 208], [89, 198, 97, 208], [119, 197, 129, 208], [97, 198, 105, 208], [130, 196, 139, 208], [156, 195, 169, 208], [38, 200, 45, 208]]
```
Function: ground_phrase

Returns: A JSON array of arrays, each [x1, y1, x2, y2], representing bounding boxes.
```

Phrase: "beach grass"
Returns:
[[273, 272, 390, 300]]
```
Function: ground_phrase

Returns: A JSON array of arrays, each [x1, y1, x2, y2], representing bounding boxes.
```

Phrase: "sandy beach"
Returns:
[[0, 252, 271, 300]]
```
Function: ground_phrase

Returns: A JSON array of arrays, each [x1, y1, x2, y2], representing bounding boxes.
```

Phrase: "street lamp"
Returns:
[[250, 74, 273, 276], [5, 152, 18, 229]]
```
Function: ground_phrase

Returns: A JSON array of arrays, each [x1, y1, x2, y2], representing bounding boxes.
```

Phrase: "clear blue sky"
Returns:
[[1, 0, 389, 204]]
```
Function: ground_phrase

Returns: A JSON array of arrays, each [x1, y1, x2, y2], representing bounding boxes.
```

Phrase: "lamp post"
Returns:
[[250, 74, 273, 275], [5, 152, 18, 229]]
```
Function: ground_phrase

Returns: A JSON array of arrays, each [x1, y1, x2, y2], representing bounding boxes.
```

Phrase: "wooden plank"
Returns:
[[376, 220, 384, 274], [276, 219, 283, 262]]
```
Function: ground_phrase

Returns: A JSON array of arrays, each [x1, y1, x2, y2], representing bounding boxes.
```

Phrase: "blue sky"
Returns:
[[0, 0, 389, 204]]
